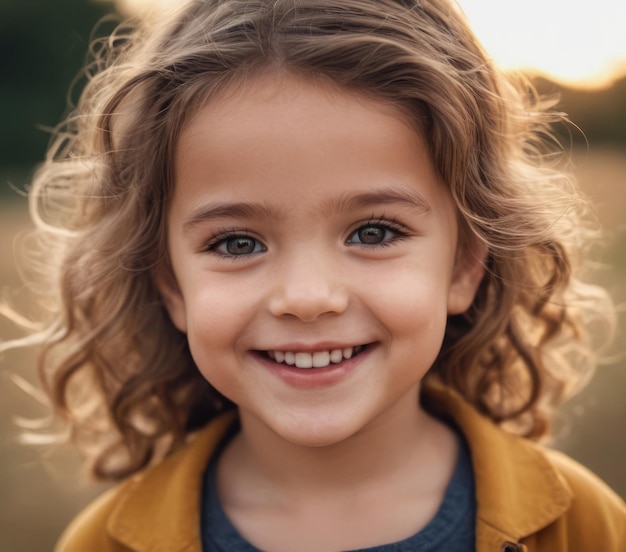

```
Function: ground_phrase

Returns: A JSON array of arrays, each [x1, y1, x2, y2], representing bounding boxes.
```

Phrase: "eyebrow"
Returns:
[[182, 186, 432, 232], [320, 187, 432, 216], [182, 201, 282, 232]]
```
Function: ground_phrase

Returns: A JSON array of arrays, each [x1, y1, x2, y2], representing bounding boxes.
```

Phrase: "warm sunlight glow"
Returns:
[[459, 0, 626, 87], [116, 0, 626, 88]]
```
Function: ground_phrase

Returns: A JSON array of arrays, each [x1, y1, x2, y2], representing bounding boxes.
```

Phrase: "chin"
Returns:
[[267, 412, 369, 449]]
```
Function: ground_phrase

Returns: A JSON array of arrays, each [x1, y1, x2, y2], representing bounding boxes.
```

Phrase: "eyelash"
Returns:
[[202, 228, 266, 260], [202, 217, 411, 259], [346, 217, 411, 248]]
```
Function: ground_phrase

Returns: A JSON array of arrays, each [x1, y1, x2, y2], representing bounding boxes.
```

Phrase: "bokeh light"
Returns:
[[459, 0, 626, 87]]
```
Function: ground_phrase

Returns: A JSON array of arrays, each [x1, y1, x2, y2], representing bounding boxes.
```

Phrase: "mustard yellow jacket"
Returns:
[[56, 385, 626, 552]]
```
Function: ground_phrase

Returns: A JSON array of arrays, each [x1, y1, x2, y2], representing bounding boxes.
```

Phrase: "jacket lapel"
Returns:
[[107, 411, 237, 551], [422, 382, 572, 547]]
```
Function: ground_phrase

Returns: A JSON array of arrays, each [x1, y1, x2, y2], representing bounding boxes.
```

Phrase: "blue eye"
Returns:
[[347, 222, 405, 246], [209, 234, 266, 257]]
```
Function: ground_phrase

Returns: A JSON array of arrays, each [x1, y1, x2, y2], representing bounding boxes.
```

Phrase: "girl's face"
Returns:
[[158, 72, 484, 447]]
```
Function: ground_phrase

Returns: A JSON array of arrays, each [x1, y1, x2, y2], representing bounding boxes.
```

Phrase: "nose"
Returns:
[[268, 249, 349, 322]]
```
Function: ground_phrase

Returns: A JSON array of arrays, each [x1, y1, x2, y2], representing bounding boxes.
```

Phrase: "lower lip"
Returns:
[[254, 346, 375, 389]]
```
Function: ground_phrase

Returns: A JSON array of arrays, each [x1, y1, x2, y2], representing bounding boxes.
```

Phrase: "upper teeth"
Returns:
[[268, 346, 363, 369]]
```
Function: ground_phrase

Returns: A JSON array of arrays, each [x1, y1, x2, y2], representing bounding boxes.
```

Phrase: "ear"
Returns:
[[153, 263, 188, 333], [447, 232, 488, 315]]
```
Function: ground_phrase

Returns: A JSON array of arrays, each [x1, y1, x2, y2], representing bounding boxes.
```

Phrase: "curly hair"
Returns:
[[3, 0, 613, 480]]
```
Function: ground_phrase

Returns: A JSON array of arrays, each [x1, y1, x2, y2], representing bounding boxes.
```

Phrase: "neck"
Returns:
[[217, 387, 457, 507]]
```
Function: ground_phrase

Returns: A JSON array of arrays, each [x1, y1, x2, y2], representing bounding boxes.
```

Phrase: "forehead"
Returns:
[[175, 71, 424, 174], [178, 70, 422, 157], [172, 71, 454, 223]]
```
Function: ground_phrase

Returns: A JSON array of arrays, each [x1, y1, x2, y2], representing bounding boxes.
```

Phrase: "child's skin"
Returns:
[[157, 71, 486, 551]]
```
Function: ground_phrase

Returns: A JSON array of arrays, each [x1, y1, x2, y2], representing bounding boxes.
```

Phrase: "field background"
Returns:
[[1, 0, 625, 550]]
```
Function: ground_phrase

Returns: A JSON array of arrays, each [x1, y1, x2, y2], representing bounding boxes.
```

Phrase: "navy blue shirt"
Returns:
[[201, 433, 476, 551]]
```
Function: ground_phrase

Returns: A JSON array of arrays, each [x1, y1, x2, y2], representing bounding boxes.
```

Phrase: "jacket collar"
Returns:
[[107, 383, 572, 551], [107, 412, 237, 552], [422, 382, 572, 546]]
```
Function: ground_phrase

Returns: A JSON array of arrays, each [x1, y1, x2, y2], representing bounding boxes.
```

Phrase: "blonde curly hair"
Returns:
[[3, 0, 612, 480]]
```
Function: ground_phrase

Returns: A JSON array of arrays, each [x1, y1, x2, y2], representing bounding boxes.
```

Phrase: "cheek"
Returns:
[[363, 261, 452, 335], [181, 275, 261, 372], [185, 308, 244, 400], [184, 271, 256, 325], [186, 293, 243, 350]]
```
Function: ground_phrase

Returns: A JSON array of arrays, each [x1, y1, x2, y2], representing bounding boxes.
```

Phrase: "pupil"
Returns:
[[358, 226, 384, 244], [227, 237, 255, 254]]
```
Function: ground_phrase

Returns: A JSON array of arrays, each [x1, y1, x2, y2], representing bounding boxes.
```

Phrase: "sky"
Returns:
[[117, 0, 626, 88]]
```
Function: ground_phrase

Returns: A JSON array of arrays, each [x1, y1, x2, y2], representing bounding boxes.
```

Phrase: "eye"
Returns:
[[351, 225, 387, 244], [347, 221, 407, 246], [207, 233, 266, 257]]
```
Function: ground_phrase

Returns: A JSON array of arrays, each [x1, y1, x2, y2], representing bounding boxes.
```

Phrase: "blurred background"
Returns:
[[0, 0, 625, 550]]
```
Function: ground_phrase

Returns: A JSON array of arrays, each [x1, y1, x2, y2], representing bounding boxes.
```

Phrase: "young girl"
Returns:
[[6, 0, 625, 550]]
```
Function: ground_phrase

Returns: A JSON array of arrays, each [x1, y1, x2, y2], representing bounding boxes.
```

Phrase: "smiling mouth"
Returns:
[[261, 345, 369, 369]]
